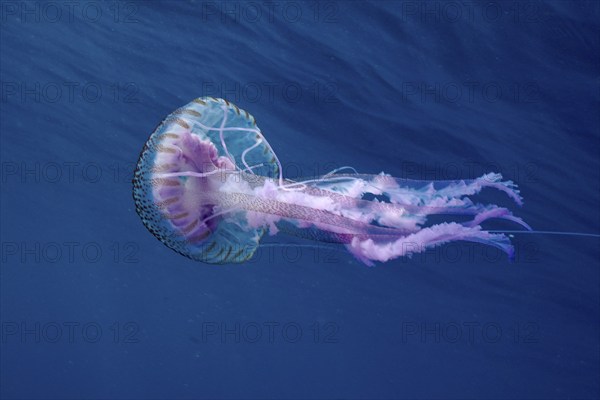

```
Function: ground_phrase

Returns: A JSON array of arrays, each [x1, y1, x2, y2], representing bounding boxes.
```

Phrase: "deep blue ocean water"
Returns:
[[1, 1, 599, 399]]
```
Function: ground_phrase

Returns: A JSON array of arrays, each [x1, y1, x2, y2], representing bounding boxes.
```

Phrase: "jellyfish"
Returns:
[[132, 97, 531, 266]]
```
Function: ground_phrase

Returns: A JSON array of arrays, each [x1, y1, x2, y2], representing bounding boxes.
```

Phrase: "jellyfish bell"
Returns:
[[133, 97, 532, 266], [133, 97, 280, 263]]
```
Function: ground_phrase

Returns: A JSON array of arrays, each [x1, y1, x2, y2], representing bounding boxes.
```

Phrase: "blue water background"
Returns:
[[1, 1, 599, 399]]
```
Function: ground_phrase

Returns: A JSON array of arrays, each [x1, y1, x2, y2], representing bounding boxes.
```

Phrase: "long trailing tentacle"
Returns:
[[284, 171, 529, 231], [257, 171, 530, 265], [345, 223, 515, 267], [312, 172, 524, 206]]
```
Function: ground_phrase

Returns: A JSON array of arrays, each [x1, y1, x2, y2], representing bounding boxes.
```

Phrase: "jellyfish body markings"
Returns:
[[133, 97, 530, 265]]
